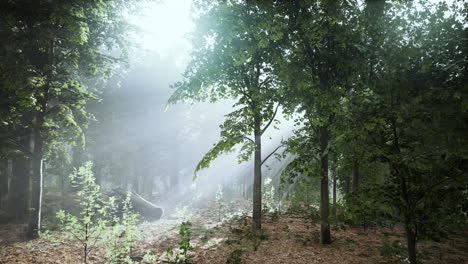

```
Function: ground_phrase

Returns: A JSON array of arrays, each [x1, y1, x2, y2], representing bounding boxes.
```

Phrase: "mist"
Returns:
[[1, 0, 466, 263], [85, 49, 294, 211]]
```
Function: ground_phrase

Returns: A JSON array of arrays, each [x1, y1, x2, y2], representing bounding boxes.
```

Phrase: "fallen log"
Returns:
[[109, 188, 164, 221]]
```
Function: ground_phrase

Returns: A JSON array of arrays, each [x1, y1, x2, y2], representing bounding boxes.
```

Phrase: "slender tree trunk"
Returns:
[[252, 116, 262, 232], [399, 165, 418, 264], [27, 104, 46, 238], [319, 127, 331, 244], [405, 220, 417, 264], [352, 161, 360, 192], [333, 170, 337, 206]]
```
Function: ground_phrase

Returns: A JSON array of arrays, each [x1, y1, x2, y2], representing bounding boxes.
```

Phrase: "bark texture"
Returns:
[[252, 116, 262, 231], [319, 127, 331, 244]]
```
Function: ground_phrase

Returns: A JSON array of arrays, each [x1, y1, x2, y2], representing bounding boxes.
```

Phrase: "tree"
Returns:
[[169, 0, 285, 231], [353, 1, 467, 263], [277, 0, 364, 244], [0, 0, 140, 238]]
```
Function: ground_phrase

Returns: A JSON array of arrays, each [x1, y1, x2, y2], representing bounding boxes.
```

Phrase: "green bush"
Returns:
[[339, 188, 396, 229]]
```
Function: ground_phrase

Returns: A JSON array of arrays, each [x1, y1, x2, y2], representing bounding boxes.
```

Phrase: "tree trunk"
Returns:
[[332, 169, 337, 206], [352, 161, 360, 192], [319, 127, 331, 244], [252, 116, 262, 232], [405, 221, 417, 264], [27, 108, 45, 239]]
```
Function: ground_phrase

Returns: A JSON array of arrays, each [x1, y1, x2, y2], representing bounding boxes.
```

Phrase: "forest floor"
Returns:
[[0, 201, 467, 264]]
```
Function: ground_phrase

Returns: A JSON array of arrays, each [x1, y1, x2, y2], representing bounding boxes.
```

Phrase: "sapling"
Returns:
[[56, 161, 109, 264], [166, 220, 194, 264], [176, 220, 194, 264]]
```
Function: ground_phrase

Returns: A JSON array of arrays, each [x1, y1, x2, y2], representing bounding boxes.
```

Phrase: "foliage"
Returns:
[[168, 0, 287, 232], [168, 0, 284, 176], [103, 192, 140, 264], [38, 229, 60, 243], [281, 162, 320, 218], [380, 235, 406, 264], [349, 2, 467, 263], [0, 0, 145, 238], [226, 249, 244, 264], [339, 188, 396, 229], [171, 220, 194, 264], [56, 162, 109, 263], [142, 250, 158, 263], [56, 161, 141, 263]]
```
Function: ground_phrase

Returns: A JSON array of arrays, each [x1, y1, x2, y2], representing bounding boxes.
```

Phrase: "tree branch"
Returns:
[[259, 77, 272, 89], [261, 103, 280, 136], [261, 144, 283, 166], [243, 136, 254, 144]]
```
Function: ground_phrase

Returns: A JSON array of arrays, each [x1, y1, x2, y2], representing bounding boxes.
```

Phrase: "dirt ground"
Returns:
[[0, 206, 467, 264]]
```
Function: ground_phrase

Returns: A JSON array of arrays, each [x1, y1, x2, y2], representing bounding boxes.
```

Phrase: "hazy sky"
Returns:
[[130, 0, 194, 70]]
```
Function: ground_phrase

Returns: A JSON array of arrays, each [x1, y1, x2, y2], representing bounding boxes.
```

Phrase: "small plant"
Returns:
[[142, 250, 158, 263], [215, 185, 225, 221], [103, 192, 140, 264], [245, 229, 268, 251], [271, 210, 280, 222], [169, 220, 194, 264], [56, 161, 109, 264], [380, 235, 406, 263], [226, 249, 244, 264], [39, 228, 59, 243]]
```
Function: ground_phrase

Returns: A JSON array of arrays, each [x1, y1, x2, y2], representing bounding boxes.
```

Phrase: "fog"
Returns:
[[82, 0, 295, 212]]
